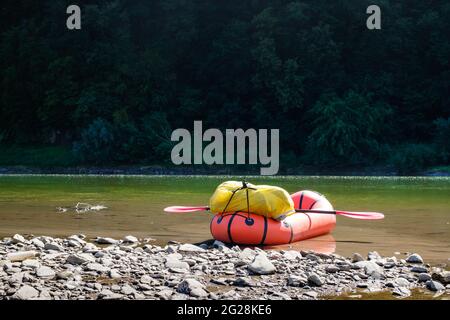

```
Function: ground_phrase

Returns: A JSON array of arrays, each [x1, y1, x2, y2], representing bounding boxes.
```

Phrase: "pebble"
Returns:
[[0, 234, 441, 300], [44, 242, 64, 251], [86, 263, 110, 273], [123, 235, 139, 243], [354, 260, 383, 277], [325, 265, 340, 273], [418, 273, 432, 282], [13, 285, 39, 300], [395, 277, 410, 287], [12, 234, 28, 244], [406, 253, 423, 264], [66, 253, 95, 265], [426, 280, 445, 292], [392, 287, 411, 297], [178, 243, 205, 253], [95, 237, 119, 245], [7, 251, 37, 262], [351, 253, 365, 262], [303, 291, 318, 299], [233, 277, 256, 287], [177, 278, 208, 297], [22, 259, 40, 269], [31, 238, 45, 248], [283, 250, 302, 261], [36, 266, 56, 279], [410, 266, 428, 273], [307, 274, 324, 287], [287, 274, 308, 287], [248, 253, 276, 275], [432, 271, 450, 285]]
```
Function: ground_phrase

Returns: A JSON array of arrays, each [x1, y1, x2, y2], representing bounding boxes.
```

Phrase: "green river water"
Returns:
[[0, 175, 449, 266]]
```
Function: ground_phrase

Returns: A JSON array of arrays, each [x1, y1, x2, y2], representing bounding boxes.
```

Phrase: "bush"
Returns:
[[72, 118, 115, 165], [390, 143, 437, 175], [303, 91, 391, 166]]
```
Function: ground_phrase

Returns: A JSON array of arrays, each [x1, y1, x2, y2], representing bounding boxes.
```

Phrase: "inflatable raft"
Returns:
[[210, 190, 336, 245]]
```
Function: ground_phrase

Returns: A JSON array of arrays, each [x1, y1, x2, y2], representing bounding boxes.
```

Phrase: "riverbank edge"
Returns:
[[1, 234, 449, 300], [0, 165, 449, 176]]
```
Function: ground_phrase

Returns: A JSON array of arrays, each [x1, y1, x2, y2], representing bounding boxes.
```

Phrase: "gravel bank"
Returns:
[[0, 234, 449, 300]]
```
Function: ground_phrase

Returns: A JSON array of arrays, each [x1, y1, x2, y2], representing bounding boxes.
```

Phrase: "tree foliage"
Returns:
[[0, 0, 448, 171]]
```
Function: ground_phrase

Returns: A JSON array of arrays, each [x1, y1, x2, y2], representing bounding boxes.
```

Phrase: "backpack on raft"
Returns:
[[209, 181, 295, 220]]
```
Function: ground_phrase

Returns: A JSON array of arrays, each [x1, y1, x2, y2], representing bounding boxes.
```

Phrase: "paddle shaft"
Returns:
[[163, 205, 384, 219]]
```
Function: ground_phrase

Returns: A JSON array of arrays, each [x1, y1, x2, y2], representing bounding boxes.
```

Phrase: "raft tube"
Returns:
[[210, 190, 336, 245]]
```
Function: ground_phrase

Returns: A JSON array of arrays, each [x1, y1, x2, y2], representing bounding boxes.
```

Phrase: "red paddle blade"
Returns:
[[164, 206, 209, 213], [335, 211, 384, 220]]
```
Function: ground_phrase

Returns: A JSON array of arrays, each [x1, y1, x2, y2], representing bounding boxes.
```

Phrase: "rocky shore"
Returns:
[[0, 234, 449, 300]]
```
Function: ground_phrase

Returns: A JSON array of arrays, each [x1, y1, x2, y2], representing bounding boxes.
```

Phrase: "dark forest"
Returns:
[[0, 1, 449, 174]]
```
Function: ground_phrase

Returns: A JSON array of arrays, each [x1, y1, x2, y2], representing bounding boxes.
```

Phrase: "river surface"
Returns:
[[0, 175, 448, 265]]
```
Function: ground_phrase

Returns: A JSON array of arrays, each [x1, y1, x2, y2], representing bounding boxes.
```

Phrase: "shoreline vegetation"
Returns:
[[0, 234, 449, 300], [1, 145, 449, 176], [0, 165, 449, 177]]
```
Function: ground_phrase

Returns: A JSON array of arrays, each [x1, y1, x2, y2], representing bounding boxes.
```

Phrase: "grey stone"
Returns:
[[432, 271, 450, 285], [13, 285, 39, 300], [248, 253, 276, 275], [177, 278, 208, 297], [357, 282, 368, 288], [418, 273, 432, 282], [86, 263, 110, 273], [140, 275, 158, 285], [66, 253, 95, 265], [367, 251, 381, 260], [406, 253, 423, 264], [157, 289, 173, 300], [283, 250, 302, 261], [109, 269, 121, 279], [7, 251, 37, 262], [351, 253, 365, 262], [178, 243, 205, 253], [44, 242, 63, 251], [232, 277, 255, 287], [410, 265, 428, 273], [123, 235, 139, 243], [393, 287, 411, 297], [287, 275, 307, 287], [305, 253, 322, 262], [395, 278, 410, 287], [165, 259, 190, 272], [96, 237, 119, 245], [308, 274, 324, 287], [212, 240, 227, 250], [355, 260, 384, 277], [303, 291, 318, 299], [121, 284, 135, 295], [67, 240, 82, 248], [31, 238, 45, 248], [426, 280, 445, 292], [57, 270, 73, 280], [22, 259, 40, 269], [211, 278, 228, 286], [36, 266, 56, 279], [238, 248, 257, 262], [12, 234, 28, 244], [190, 287, 208, 298], [325, 265, 340, 273]]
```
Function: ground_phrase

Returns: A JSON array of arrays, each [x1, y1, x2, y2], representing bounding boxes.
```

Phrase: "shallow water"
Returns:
[[0, 175, 448, 265]]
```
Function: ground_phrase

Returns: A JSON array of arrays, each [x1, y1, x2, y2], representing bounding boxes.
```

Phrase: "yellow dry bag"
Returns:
[[209, 181, 295, 220]]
